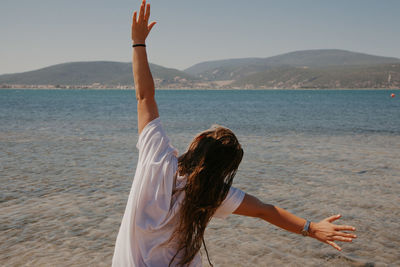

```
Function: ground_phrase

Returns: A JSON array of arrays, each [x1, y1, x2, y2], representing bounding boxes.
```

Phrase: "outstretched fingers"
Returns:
[[144, 2, 151, 22], [135, 1, 153, 27], [148, 21, 157, 32], [131, 0, 156, 43], [325, 214, 341, 223], [132, 11, 137, 25], [139, 0, 146, 21], [326, 241, 342, 251], [313, 215, 357, 251], [334, 231, 357, 239], [335, 224, 356, 231], [332, 235, 354, 242]]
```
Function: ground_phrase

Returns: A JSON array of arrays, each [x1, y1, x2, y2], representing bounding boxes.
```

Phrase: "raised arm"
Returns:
[[233, 193, 357, 251], [132, 0, 158, 134]]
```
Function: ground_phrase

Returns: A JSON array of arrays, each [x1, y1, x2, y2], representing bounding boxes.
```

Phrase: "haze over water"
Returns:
[[1, 89, 399, 266]]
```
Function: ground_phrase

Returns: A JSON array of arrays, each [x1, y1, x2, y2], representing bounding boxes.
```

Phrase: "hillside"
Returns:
[[0, 61, 197, 88], [184, 49, 400, 81], [230, 64, 400, 89], [1, 49, 400, 89]]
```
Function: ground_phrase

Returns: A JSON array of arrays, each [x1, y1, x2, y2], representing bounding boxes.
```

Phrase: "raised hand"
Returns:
[[132, 0, 157, 44], [310, 214, 357, 251]]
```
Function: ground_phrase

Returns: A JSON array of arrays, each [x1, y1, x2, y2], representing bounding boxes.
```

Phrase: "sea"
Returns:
[[1, 89, 399, 266]]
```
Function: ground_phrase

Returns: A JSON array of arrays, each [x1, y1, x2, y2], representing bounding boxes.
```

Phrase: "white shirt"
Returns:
[[112, 118, 245, 267]]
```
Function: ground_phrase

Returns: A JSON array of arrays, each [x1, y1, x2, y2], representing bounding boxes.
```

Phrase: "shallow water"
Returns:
[[1, 89, 399, 266]]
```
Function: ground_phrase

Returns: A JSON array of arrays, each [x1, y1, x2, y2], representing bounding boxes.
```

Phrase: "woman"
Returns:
[[113, 1, 357, 266]]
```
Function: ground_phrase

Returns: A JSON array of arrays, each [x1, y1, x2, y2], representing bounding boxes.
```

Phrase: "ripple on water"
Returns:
[[1, 89, 400, 266]]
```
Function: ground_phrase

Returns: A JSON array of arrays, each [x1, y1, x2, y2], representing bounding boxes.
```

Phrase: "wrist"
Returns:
[[132, 39, 146, 45], [309, 222, 317, 238], [300, 220, 311, 237], [132, 44, 146, 48]]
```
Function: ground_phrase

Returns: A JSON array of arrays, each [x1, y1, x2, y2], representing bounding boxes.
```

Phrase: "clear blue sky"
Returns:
[[1, 0, 399, 74]]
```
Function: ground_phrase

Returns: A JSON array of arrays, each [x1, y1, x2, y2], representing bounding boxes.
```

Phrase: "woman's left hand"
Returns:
[[309, 214, 357, 251]]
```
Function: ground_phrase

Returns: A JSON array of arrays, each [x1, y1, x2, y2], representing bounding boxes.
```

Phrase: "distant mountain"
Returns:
[[1, 49, 400, 89], [184, 49, 400, 81], [0, 61, 197, 87], [230, 64, 400, 89]]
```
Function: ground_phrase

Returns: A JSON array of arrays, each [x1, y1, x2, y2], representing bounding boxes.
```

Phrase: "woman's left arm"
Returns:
[[233, 193, 357, 251]]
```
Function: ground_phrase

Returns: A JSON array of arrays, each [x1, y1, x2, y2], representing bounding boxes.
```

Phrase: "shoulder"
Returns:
[[213, 186, 245, 220], [137, 117, 178, 160], [137, 117, 162, 148]]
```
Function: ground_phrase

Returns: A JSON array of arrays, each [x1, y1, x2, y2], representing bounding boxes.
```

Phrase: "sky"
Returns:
[[1, 0, 399, 75]]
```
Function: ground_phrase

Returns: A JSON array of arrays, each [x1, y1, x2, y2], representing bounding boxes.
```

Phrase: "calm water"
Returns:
[[1, 89, 399, 266]]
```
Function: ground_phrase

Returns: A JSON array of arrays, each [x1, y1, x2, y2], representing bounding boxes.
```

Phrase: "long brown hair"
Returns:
[[169, 126, 243, 266]]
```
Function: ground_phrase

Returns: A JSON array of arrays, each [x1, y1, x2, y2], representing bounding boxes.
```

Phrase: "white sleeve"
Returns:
[[133, 118, 179, 229], [136, 117, 177, 164], [213, 186, 245, 220], [112, 118, 179, 266]]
